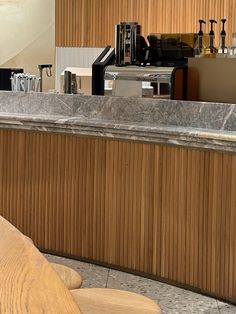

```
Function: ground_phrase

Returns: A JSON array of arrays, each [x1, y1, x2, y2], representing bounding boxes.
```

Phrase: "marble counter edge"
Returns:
[[0, 113, 235, 152]]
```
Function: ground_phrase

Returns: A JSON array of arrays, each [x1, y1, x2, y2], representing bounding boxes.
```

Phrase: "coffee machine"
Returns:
[[115, 22, 141, 66], [92, 22, 195, 99]]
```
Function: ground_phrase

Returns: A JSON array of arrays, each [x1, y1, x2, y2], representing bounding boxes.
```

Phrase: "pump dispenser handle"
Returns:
[[198, 19, 206, 36], [196, 19, 206, 54], [221, 19, 227, 35], [209, 19, 217, 35], [208, 19, 217, 51], [220, 19, 227, 51]]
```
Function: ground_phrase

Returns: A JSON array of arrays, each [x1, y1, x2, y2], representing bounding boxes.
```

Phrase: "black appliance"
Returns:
[[92, 46, 115, 95], [115, 22, 141, 65], [92, 29, 197, 99], [0, 68, 23, 90], [147, 33, 197, 66]]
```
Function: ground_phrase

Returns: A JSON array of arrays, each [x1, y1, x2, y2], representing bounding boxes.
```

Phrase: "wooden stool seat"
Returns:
[[0, 216, 80, 313], [71, 288, 161, 314], [51, 262, 82, 290]]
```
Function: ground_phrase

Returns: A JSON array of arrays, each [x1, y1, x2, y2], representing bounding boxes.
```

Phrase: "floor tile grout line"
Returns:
[[216, 300, 220, 313], [216, 300, 222, 314], [105, 268, 110, 288]]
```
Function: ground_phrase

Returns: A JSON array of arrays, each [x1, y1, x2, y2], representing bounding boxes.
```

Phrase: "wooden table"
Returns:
[[0, 216, 80, 313]]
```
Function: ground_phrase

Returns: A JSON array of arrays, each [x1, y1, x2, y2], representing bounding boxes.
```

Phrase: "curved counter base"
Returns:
[[0, 129, 235, 304], [0, 92, 235, 304]]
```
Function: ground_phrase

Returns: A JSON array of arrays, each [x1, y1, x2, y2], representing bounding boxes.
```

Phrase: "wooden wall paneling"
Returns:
[[168, 147, 176, 281], [141, 143, 154, 273], [56, 0, 236, 47], [0, 129, 236, 302], [63, 135, 72, 254], [198, 150, 209, 291], [192, 147, 200, 286], [92, 138, 103, 261], [221, 154, 233, 297], [160, 145, 168, 278], [185, 148, 191, 285], [207, 152, 218, 294], [151, 145, 162, 276], [115, 140, 122, 265], [176, 148, 187, 283], [131, 142, 142, 271], [104, 138, 113, 263], [124, 141, 132, 269], [229, 156, 236, 299], [108, 139, 118, 264], [191, 149, 199, 287], [56, 0, 84, 47], [195, 150, 203, 289]]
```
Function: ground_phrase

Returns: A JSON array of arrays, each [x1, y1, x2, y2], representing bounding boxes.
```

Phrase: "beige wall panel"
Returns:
[[56, 0, 236, 47], [0, 0, 55, 92]]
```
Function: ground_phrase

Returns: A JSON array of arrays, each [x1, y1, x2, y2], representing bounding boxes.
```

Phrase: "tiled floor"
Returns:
[[45, 253, 236, 314]]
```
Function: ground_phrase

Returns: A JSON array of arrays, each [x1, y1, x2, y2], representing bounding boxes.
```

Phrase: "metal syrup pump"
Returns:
[[197, 19, 206, 54], [220, 19, 227, 53], [209, 19, 217, 53]]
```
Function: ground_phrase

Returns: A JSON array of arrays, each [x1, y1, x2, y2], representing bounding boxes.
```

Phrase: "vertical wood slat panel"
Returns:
[[0, 129, 236, 303], [56, 0, 236, 47]]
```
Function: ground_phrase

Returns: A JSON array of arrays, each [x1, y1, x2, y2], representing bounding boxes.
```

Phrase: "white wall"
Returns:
[[0, 0, 55, 91]]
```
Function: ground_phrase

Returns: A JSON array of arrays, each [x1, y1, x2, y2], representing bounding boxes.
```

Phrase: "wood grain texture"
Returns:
[[0, 215, 80, 313], [51, 262, 82, 290], [0, 129, 236, 303], [71, 288, 161, 314], [55, 0, 236, 47]]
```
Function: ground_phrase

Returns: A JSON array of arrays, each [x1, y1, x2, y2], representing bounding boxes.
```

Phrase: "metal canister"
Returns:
[[115, 22, 141, 66], [64, 71, 72, 94]]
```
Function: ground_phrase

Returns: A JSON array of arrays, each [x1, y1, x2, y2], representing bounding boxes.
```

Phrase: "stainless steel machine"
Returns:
[[38, 64, 52, 92], [92, 22, 195, 99], [104, 65, 186, 99]]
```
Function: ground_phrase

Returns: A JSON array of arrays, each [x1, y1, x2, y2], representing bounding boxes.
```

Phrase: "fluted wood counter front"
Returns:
[[0, 92, 235, 304]]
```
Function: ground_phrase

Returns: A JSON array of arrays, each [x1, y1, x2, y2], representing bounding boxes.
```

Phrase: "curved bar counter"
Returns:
[[0, 91, 235, 304]]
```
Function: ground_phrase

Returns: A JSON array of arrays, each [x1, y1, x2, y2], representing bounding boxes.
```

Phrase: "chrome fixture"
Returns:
[[38, 64, 52, 92]]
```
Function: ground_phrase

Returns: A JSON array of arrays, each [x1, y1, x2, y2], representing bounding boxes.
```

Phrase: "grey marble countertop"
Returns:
[[0, 91, 236, 152]]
